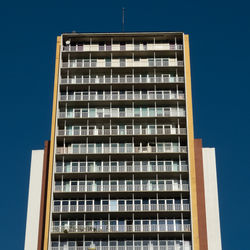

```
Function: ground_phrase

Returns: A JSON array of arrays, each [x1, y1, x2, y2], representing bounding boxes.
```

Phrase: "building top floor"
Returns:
[[61, 32, 185, 43]]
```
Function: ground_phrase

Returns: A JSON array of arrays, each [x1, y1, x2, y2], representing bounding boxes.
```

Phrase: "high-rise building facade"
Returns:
[[24, 32, 222, 250]]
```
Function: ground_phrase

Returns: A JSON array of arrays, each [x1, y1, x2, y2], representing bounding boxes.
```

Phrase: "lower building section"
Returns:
[[25, 140, 222, 250]]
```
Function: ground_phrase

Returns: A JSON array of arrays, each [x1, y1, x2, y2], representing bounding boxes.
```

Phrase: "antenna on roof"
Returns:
[[122, 7, 125, 32]]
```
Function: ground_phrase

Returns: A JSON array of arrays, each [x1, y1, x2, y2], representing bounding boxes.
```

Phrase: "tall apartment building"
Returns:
[[24, 32, 222, 250]]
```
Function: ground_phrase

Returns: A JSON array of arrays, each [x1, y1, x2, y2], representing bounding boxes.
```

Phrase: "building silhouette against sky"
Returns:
[[24, 32, 222, 250]]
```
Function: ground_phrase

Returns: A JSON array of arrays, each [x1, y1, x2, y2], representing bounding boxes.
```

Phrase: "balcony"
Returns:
[[54, 180, 189, 193], [61, 58, 184, 69], [58, 125, 186, 137], [53, 198, 190, 213], [56, 143, 187, 155], [55, 160, 188, 174], [60, 90, 185, 102], [51, 239, 191, 250], [58, 107, 186, 119], [62, 43, 183, 52], [51, 218, 191, 234], [61, 75, 184, 85]]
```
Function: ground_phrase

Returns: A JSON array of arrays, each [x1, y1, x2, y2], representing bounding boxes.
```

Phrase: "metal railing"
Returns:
[[51, 219, 191, 234], [55, 160, 188, 174], [51, 239, 191, 250], [62, 43, 183, 52], [56, 144, 187, 155], [53, 201, 190, 213], [60, 91, 185, 102], [61, 59, 184, 69], [54, 182, 189, 193], [61, 76, 184, 84], [58, 108, 186, 119], [58, 126, 186, 137]]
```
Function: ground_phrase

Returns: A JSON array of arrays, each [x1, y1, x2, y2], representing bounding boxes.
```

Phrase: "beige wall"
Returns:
[[202, 148, 222, 250], [24, 150, 44, 250]]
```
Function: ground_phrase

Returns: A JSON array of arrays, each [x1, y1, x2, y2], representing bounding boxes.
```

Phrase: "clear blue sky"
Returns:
[[0, 0, 249, 249]]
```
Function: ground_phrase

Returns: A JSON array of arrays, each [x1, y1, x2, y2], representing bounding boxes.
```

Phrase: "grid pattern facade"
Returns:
[[49, 33, 192, 250]]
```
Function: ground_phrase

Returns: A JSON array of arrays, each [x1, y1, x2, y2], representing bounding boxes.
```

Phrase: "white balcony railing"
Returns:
[[62, 43, 183, 52], [53, 199, 190, 213], [59, 107, 186, 119], [58, 126, 186, 137], [51, 219, 191, 234], [56, 143, 187, 155], [55, 160, 188, 174], [60, 90, 185, 102], [51, 239, 191, 250], [54, 180, 189, 193], [61, 75, 184, 85], [61, 58, 183, 69]]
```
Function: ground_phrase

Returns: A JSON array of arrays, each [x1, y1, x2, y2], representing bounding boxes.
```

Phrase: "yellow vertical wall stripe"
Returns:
[[184, 34, 200, 250], [43, 36, 61, 250]]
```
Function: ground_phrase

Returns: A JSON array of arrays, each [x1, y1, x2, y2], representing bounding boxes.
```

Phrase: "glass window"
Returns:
[[126, 107, 133, 117], [73, 144, 79, 154], [105, 58, 111, 67], [88, 143, 95, 153], [157, 107, 163, 116], [149, 125, 155, 134], [111, 143, 117, 153], [134, 107, 140, 117], [120, 58, 126, 67], [96, 143, 102, 153], [80, 144, 86, 153], [110, 200, 118, 211], [148, 58, 154, 66], [149, 107, 155, 116], [67, 108, 73, 118], [126, 143, 133, 153], [142, 107, 147, 116]]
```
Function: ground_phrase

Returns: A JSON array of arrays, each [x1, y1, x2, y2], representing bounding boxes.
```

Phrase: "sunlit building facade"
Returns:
[[24, 32, 222, 250]]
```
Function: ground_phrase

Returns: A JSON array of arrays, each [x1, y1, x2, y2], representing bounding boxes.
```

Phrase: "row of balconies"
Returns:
[[62, 58, 183, 69], [58, 125, 186, 137], [54, 179, 189, 193], [53, 198, 190, 213], [55, 160, 188, 174], [56, 143, 187, 155], [62, 43, 183, 52], [51, 239, 191, 250], [59, 107, 186, 119], [60, 90, 185, 102], [51, 219, 191, 234], [61, 75, 184, 85]]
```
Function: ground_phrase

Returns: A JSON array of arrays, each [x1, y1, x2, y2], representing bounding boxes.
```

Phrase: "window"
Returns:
[[134, 108, 140, 117], [110, 200, 118, 211], [72, 144, 79, 154], [120, 42, 126, 51], [120, 58, 126, 67], [142, 107, 147, 117], [99, 43, 104, 51], [88, 144, 94, 153], [148, 58, 154, 66], [105, 58, 111, 67], [80, 144, 86, 154]]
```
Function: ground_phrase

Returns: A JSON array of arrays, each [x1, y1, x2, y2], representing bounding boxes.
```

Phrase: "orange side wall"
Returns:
[[194, 139, 208, 250]]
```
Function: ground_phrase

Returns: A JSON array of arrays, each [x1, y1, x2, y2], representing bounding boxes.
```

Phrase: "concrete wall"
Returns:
[[24, 150, 44, 250], [202, 148, 222, 250]]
